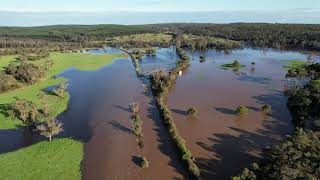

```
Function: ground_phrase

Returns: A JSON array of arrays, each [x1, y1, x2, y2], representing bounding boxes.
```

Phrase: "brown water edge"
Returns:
[[57, 57, 187, 179], [165, 48, 317, 179]]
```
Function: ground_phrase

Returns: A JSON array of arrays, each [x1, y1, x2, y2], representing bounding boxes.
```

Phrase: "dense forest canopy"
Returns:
[[1, 23, 320, 53], [0, 24, 155, 41], [151, 23, 320, 50]]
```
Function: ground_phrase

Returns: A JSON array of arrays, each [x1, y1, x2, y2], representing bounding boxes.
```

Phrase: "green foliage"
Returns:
[[10, 98, 40, 124], [180, 34, 241, 50], [107, 33, 173, 48], [286, 63, 320, 127], [235, 106, 249, 115], [221, 60, 246, 70], [0, 138, 83, 180], [0, 53, 126, 129], [150, 42, 200, 178], [36, 118, 63, 142], [159, 23, 320, 51], [53, 82, 68, 98], [261, 104, 272, 113], [233, 129, 320, 180], [141, 156, 150, 169], [187, 107, 198, 117]]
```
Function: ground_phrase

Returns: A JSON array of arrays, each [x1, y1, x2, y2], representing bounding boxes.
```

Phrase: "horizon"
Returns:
[[1, 9, 320, 26], [0, 0, 320, 26]]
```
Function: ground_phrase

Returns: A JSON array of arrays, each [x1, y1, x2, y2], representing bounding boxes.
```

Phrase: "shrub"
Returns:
[[141, 156, 149, 169], [187, 107, 198, 117], [235, 106, 249, 115], [10, 98, 40, 124], [261, 104, 272, 113], [233, 60, 241, 67], [251, 62, 256, 65], [53, 82, 67, 98], [0, 72, 20, 93]]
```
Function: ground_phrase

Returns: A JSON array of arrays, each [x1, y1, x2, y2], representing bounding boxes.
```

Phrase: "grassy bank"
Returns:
[[0, 52, 127, 129], [281, 59, 305, 70], [0, 138, 83, 180]]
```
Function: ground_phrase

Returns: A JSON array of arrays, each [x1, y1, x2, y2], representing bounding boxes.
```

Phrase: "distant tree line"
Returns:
[[153, 23, 320, 51]]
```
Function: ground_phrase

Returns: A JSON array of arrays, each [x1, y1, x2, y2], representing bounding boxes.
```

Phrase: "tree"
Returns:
[[141, 156, 149, 168], [261, 104, 272, 113], [187, 107, 198, 117], [53, 82, 67, 98], [232, 129, 320, 180], [36, 118, 63, 142], [129, 102, 140, 115], [38, 92, 50, 116], [236, 106, 249, 115]]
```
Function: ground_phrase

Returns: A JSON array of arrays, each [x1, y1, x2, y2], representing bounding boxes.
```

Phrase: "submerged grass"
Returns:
[[0, 138, 83, 180], [0, 52, 127, 129]]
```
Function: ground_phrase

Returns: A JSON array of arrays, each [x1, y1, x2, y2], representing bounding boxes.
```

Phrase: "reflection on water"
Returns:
[[139, 46, 179, 74], [168, 48, 320, 179], [0, 47, 319, 179]]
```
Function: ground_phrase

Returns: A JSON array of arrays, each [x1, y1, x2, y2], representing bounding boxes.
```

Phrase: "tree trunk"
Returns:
[[49, 136, 52, 142]]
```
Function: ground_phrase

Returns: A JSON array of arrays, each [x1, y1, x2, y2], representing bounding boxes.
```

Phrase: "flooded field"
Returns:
[[139, 47, 178, 74], [167, 48, 320, 179], [1, 46, 319, 179]]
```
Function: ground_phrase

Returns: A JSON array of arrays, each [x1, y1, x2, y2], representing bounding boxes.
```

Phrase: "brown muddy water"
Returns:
[[0, 48, 188, 180], [1, 47, 319, 180], [167, 48, 320, 179]]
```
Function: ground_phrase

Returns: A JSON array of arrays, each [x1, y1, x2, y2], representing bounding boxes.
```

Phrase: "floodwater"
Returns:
[[139, 46, 179, 74], [167, 48, 320, 179], [1, 47, 319, 180], [56, 52, 188, 179], [0, 49, 188, 179]]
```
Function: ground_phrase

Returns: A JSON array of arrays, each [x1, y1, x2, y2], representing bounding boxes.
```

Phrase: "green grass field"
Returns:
[[112, 33, 173, 44], [0, 138, 83, 180], [281, 59, 305, 70], [0, 52, 127, 129]]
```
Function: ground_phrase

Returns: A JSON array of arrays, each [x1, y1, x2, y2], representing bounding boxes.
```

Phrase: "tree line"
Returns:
[[153, 23, 320, 51]]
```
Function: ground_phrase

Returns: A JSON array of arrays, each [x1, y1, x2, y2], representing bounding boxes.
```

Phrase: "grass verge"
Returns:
[[0, 138, 83, 180], [0, 52, 127, 129]]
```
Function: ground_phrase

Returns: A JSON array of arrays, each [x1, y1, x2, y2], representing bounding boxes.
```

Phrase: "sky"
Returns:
[[0, 0, 320, 25]]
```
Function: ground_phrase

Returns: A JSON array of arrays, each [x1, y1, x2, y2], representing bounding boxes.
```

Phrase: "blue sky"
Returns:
[[1, 0, 319, 12], [0, 0, 320, 25]]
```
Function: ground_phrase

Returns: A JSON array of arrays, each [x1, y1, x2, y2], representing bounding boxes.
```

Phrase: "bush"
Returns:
[[141, 156, 149, 169], [261, 104, 272, 113], [10, 98, 40, 124], [187, 107, 198, 116], [251, 62, 256, 65], [235, 106, 249, 115], [0, 72, 20, 93], [53, 82, 67, 98]]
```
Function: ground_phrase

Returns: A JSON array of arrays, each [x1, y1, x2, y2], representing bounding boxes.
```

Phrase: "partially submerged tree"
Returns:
[[235, 106, 249, 115], [141, 156, 149, 169], [36, 118, 63, 142], [261, 104, 272, 113], [187, 107, 198, 117]]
